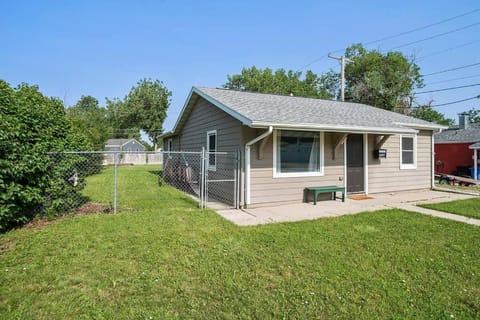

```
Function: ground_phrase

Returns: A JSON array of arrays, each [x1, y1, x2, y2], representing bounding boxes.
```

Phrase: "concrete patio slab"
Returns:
[[215, 189, 479, 226]]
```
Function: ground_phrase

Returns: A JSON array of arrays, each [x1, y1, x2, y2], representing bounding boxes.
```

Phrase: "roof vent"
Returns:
[[459, 112, 470, 130]]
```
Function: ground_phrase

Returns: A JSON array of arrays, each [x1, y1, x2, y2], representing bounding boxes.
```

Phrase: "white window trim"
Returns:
[[273, 129, 324, 178], [400, 134, 417, 170], [206, 130, 217, 171]]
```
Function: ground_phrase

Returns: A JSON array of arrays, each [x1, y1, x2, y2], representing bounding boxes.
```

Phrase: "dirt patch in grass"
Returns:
[[22, 203, 112, 230], [0, 238, 15, 253], [75, 203, 112, 215]]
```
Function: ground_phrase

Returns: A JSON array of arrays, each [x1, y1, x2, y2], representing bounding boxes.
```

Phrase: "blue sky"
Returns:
[[1, 0, 479, 133]]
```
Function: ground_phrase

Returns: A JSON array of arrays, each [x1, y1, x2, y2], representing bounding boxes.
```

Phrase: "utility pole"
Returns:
[[328, 53, 353, 101]]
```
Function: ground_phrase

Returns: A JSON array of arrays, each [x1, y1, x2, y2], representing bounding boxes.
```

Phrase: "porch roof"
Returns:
[[469, 142, 480, 149]]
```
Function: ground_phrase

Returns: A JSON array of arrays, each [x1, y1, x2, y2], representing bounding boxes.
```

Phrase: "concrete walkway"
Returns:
[[216, 189, 480, 226]]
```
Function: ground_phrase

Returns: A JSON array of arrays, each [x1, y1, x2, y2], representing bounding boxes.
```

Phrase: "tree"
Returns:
[[224, 66, 332, 99], [66, 95, 111, 150], [122, 79, 171, 150], [410, 105, 453, 126], [105, 98, 136, 139], [0, 80, 92, 231], [465, 108, 480, 123], [344, 43, 423, 113]]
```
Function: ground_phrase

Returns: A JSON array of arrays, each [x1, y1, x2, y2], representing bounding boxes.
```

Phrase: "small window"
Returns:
[[207, 130, 217, 171], [167, 139, 172, 152], [400, 135, 416, 169], [274, 130, 324, 177]]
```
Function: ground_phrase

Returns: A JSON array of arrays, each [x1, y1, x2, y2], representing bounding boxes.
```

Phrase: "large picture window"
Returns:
[[400, 134, 416, 169], [207, 130, 217, 171], [274, 130, 323, 177]]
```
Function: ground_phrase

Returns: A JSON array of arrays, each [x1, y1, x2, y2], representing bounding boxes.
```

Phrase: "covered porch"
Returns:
[[469, 142, 480, 180]]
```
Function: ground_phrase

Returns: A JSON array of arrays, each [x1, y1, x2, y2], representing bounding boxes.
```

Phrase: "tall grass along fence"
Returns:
[[46, 150, 240, 216]]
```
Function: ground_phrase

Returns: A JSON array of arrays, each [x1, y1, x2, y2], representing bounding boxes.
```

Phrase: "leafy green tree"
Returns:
[[122, 79, 171, 150], [0, 80, 92, 231], [224, 66, 332, 99], [465, 108, 480, 123], [105, 98, 131, 139], [410, 106, 453, 125], [344, 43, 423, 113], [66, 95, 111, 150]]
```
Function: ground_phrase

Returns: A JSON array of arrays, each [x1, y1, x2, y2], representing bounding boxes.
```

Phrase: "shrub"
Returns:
[[0, 80, 93, 231]]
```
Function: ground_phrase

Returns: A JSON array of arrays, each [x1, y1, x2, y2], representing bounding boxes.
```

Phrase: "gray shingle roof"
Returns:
[[435, 124, 480, 143], [188, 87, 443, 133], [105, 138, 133, 146]]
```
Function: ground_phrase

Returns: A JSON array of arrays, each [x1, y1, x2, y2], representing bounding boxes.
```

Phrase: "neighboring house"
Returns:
[[103, 138, 160, 165], [105, 138, 146, 152], [162, 86, 445, 208], [434, 113, 480, 177]]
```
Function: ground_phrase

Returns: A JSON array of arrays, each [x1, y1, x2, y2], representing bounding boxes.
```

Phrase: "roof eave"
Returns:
[[192, 87, 252, 126], [120, 138, 136, 147], [170, 87, 253, 135], [395, 122, 447, 132], [170, 87, 196, 135], [159, 131, 176, 139], [250, 122, 418, 134]]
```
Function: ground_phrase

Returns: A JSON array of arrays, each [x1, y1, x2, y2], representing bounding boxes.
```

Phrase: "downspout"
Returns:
[[431, 134, 435, 189], [245, 126, 273, 207], [432, 128, 442, 189]]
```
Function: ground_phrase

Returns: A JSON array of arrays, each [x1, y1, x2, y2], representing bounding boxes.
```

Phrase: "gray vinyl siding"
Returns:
[[164, 136, 180, 151], [247, 130, 345, 206], [368, 130, 432, 193], [177, 98, 242, 152], [177, 97, 242, 205]]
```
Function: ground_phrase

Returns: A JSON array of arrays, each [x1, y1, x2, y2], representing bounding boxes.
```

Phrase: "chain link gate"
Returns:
[[202, 150, 240, 209], [163, 149, 240, 209]]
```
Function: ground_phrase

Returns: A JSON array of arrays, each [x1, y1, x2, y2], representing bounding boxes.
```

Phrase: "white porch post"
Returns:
[[363, 134, 368, 195], [245, 126, 273, 207], [474, 149, 478, 181]]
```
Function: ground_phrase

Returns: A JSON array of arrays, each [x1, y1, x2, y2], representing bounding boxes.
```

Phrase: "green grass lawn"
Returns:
[[1, 166, 480, 319], [421, 197, 480, 220]]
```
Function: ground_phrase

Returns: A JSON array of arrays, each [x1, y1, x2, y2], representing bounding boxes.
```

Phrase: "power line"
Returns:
[[415, 40, 480, 62], [415, 83, 480, 94], [389, 21, 480, 50], [425, 74, 480, 86], [431, 95, 480, 107], [367, 9, 480, 47], [297, 8, 480, 70], [422, 62, 480, 77]]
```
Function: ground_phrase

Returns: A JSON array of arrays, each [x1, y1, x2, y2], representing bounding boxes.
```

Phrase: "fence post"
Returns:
[[233, 154, 236, 210], [200, 147, 205, 209], [236, 150, 241, 209], [113, 151, 118, 214], [204, 150, 209, 206]]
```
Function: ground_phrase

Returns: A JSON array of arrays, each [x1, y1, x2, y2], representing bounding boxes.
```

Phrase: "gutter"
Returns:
[[245, 126, 273, 207], [251, 122, 418, 134]]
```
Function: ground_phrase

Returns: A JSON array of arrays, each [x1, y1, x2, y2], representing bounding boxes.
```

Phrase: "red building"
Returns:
[[434, 113, 480, 177]]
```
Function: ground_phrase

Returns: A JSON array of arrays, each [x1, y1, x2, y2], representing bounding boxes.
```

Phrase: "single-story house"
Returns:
[[105, 138, 145, 152], [163, 86, 445, 208], [434, 113, 480, 177]]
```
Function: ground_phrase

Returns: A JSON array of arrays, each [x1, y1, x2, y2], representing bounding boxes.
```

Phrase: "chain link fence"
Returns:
[[47, 150, 239, 215]]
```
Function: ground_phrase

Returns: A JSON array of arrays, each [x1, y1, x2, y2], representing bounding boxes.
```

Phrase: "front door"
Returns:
[[347, 134, 364, 193]]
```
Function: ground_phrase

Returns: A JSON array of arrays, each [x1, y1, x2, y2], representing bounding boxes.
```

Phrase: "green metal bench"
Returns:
[[303, 186, 346, 205]]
